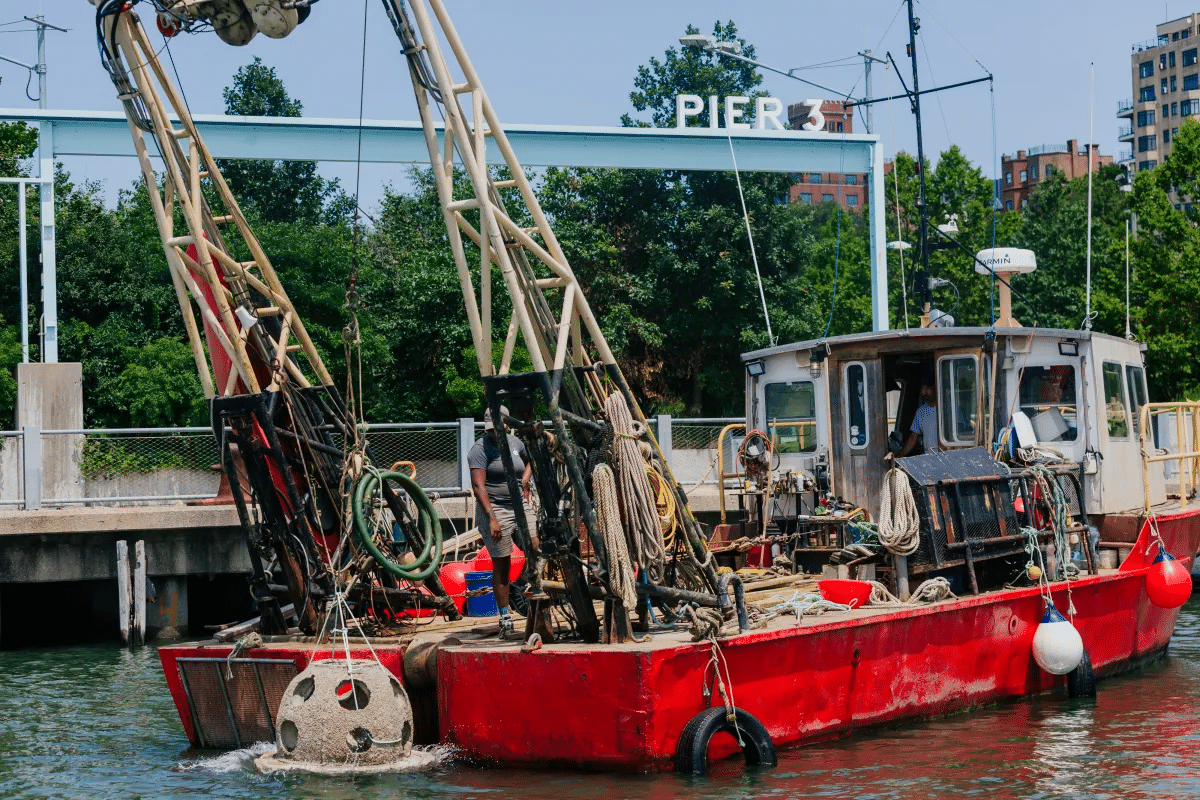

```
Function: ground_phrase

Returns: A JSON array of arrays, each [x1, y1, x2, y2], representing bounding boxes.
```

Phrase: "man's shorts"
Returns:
[[475, 502, 535, 560]]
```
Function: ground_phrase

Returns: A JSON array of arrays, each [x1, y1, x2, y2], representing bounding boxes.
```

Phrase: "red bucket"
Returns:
[[818, 579, 872, 609]]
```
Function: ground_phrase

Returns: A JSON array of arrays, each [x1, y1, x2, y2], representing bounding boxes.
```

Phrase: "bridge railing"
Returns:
[[1, 416, 742, 509]]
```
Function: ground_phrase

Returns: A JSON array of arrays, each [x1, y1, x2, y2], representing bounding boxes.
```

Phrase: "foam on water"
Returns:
[[175, 742, 275, 773]]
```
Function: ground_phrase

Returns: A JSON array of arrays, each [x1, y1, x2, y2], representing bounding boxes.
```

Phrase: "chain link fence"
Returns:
[[4, 416, 745, 507]]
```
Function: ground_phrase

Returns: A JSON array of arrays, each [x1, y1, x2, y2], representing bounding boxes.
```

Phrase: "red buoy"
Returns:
[[439, 561, 473, 614], [1146, 546, 1192, 609]]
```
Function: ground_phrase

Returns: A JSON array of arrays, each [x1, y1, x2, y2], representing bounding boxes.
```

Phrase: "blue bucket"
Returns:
[[465, 570, 498, 616]]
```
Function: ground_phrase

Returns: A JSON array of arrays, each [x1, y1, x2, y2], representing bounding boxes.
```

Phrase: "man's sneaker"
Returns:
[[499, 615, 515, 637]]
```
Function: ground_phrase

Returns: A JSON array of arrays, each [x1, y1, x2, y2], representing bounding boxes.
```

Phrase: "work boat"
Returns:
[[158, 250, 1200, 773]]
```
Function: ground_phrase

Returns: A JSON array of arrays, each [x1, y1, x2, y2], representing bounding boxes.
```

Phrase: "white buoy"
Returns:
[[1031, 603, 1084, 675], [256, 659, 437, 775]]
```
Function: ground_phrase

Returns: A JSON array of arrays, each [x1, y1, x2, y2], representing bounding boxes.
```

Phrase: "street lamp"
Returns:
[[678, 35, 853, 104]]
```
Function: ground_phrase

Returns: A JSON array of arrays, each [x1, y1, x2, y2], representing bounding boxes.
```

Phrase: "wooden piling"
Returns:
[[133, 540, 146, 646], [116, 540, 131, 646]]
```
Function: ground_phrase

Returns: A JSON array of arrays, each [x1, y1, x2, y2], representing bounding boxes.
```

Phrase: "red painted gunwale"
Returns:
[[158, 509, 1200, 772]]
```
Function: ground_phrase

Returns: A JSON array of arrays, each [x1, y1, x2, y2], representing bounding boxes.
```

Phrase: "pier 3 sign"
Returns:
[[675, 95, 826, 131]]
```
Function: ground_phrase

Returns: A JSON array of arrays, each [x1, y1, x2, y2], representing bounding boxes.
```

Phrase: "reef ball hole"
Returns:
[[336, 679, 372, 710], [347, 727, 373, 753], [293, 676, 315, 702], [280, 720, 299, 752]]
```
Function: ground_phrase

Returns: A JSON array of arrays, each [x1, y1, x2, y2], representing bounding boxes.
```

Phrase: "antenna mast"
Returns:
[[905, 0, 932, 327]]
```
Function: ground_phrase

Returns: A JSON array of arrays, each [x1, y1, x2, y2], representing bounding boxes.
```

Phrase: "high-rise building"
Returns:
[[787, 101, 866, 211], [999, 140, 1113, 211], [1121, 12, 1200, 174]]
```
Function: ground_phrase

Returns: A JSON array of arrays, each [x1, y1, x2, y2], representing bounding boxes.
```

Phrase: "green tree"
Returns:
[[217, 58, 349, 224]]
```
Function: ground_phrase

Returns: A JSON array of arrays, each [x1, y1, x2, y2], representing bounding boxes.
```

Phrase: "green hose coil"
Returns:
[[352, 470, 443, 581]]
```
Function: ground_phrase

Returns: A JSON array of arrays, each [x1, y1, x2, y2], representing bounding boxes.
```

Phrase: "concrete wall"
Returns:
[[16, 363, 84, 503], [83, 468, 220, 505]]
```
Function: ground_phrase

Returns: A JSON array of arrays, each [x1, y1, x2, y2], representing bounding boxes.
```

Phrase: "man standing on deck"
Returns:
[[469, 407, 537, 637], [898, 378, 939, 456]]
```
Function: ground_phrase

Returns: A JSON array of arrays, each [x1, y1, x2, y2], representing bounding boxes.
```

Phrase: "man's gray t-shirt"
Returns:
[[467, 433, 527, 507]]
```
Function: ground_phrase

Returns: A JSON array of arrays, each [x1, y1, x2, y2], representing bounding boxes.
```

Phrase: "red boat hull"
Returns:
[[158, 510, 1200, 772]]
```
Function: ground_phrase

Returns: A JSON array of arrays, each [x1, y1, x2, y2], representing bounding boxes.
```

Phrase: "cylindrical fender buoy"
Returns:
[[1067, 644, 1096, 699], [674, 706, 776, 775]]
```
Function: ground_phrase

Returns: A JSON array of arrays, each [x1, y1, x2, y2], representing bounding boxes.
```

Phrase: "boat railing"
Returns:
[[715, 422, 747, 524], [1139, 401, 1200, 511]]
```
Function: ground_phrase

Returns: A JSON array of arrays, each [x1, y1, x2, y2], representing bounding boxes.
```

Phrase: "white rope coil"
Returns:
[[604, 391, 667, 573], [878, 466, 920, 557], [592, 464, 637, 610], [865, 577, 956, 607]]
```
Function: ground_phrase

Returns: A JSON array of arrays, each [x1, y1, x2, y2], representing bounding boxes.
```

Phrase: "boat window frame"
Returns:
[[763, 379, 818, 454], [1017, 364, 1080, 443], [1101, 361, 1131, 440], [843, 361, 869, 450], [1125, 363, 1149, 440], [937, 354, 979, 446]]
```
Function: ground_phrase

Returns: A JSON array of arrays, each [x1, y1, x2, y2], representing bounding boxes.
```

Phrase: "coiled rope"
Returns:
[[865, 577, 957, 606], [604, 391, 667, 573], [352, 469, 443, 581], [878, 465, 920, 556], [593, 463, 637, 610]]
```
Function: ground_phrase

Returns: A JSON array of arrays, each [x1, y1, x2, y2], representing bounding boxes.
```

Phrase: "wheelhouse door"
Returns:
[[831, 359, 886, 519]]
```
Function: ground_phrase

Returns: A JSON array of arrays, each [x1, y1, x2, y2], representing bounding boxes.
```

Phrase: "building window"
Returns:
[[846, 194, 859, 207], [1141, 86, 1156, 101], [1022, 198, 1029, 208], [799, 193, 812, 204], [1138, 134, 1158, 152], [810, 174, 823, 184], [1139, 159, 1158, 170], [822, 193, 834, 203], [1184, 28, 1191, 39], [1140, 60, 1155, 78], [1165, 128, 1171, 144], [1173, 102, 1179, 116], [1045, 165, 1054, 176], [1164, 103, 1171, 119], [1005, 200, 1014, 210], [1005, 172, 1012, 185], [1184, 99, 1194, 115], [1030, 165, 1038, 180], [1174, 127, 1180, 137], [844, 174, 858, 186], [1172, 75, 1178, 92], [1019, 169, 1027, 182], [1186, 73, 1200, 91], [1174, 31, 1181, 41], [1138, 109, 1156, 126], [1171, 51, 1177, 68], [1161, 53, 1168, 70], [1185, 47, 1198, 66], [836, 121, 844, 132]]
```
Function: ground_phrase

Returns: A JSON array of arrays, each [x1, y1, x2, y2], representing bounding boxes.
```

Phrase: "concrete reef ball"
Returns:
[[257, 658, 435, 775]]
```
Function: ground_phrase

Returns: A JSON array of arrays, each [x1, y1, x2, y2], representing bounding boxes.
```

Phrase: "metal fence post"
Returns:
[[458, 418, 475, 491], [22, 425, 41, 510], [657, 414, 673, 473]]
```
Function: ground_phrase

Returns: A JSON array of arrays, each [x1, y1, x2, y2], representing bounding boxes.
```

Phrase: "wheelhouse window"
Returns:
[[1125, 364, 1149, 439], [844, 362, 869, 449], [1102, 362, 1130, 439], [765, 381, 817, 453], [938, 356, 978, 445], [1018, 365, 1078, 442]]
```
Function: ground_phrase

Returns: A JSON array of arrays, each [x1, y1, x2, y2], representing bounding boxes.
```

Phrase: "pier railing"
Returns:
[[0, 416, 742, 509]]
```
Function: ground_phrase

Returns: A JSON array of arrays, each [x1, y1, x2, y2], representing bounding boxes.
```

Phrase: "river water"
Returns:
[[2, 599, 1199, 799]]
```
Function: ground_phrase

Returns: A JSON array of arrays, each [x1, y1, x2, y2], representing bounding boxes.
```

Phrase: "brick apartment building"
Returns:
[[1121, 12, 1200, 174], [787, 101, 866, 211], [999, 140, 1113, 211]]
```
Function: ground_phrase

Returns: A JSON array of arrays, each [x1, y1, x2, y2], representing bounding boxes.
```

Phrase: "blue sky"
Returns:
[[0, 0, 1180, 209]]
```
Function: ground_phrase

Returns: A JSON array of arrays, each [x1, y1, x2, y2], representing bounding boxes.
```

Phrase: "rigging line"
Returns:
[[915, 0, 991, 75], [162, 38, 192, 119], [988, 81, 998, 327], [918, 34, 953, 149], [352, 0, 369, 213], [846, 0, 904, 99], [725, 133, 774, 346]]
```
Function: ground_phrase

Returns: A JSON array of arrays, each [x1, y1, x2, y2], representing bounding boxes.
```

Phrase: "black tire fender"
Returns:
[[1067, 644, 1097, 699], [674, 706, 777, 775]]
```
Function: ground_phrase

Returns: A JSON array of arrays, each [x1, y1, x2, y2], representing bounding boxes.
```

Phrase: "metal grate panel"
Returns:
[[178, 657, 298, 749]]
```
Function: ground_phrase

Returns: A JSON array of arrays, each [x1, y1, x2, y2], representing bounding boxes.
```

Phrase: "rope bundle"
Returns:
[[604, 391, 667, 574], [865, 577, 956, 607], [592, 464, 637, 610], [878, 465, 920, 556]]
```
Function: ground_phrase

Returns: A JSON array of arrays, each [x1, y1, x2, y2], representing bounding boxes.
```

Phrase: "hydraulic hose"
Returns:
[[352, 469, 443, 582]]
